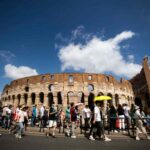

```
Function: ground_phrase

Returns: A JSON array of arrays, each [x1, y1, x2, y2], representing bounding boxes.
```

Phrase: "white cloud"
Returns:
[[58, 30, 142, 79], [71, 25, 85, 39], [0, 50, 15, 62], [128, 55, 134, 63], [4, 64, 38, 80]]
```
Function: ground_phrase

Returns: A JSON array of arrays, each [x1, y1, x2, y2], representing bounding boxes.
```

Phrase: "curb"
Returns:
[[0, 130, 133, 139]]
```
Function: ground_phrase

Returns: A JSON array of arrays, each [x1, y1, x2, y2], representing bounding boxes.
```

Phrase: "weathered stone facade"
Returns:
[[130, 57, 150, 110], [1, 73, 134, 109]]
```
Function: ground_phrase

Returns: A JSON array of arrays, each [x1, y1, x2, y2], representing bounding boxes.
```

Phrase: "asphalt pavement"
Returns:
[[0, 134, 150, 150]]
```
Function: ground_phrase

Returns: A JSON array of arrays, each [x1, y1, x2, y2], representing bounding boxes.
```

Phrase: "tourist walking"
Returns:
[[65, 106, 70, 129], [15, 105, 25, 139], [82, 105, 91, 132], [117, 104, 125, 132], [9, 105, 20, 134], [42, 108, 49, 133], [123, 104, 131, 128], [23, 106, 29, 132], [31, 105, 37, 127], [109, 105, 117, 132], [39, 104, 45, 132], [2, 104, 9, 129], [46, 103, 57, 137], [89, 102, 111, 141], [70, 102, 77, 138], [134, 105, 150, 140]]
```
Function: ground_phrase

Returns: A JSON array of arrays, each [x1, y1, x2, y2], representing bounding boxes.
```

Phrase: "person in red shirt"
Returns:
[[70, 103, 77, 138]]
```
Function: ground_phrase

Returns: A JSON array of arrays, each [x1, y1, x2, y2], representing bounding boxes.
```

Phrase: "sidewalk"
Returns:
[[0, 126, 135, 139]]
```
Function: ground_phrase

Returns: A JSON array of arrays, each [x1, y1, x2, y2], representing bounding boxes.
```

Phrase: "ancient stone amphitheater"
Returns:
[[1, 73, 134, 108]]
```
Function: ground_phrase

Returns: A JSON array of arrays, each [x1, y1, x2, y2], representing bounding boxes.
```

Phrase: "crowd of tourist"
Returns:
[[0, 101, 150, 141]]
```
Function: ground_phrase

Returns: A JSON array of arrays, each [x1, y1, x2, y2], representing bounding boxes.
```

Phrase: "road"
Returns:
[[0, 134, 150, 150]]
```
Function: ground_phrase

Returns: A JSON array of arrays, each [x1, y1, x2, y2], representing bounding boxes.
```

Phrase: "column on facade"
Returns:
[[62, 94, 68, 109], [13, 98, 18, 108], [35, 93, 39, 106], [27, 94, 32, 106], [20, 94, 24, 105], [112, 95, 116, 107], [44, 93, 48, 107]]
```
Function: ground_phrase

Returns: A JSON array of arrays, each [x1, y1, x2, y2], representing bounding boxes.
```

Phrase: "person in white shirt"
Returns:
[[123, 104, 131, 128], [15, 106, 25, 139], [7, 105, 12, 129], [82, 105, 91, 132], [39, 105, 45, 132], [89, 102, 111, 142], [134, 105, 150, 140], [2, 104, 9, 128]]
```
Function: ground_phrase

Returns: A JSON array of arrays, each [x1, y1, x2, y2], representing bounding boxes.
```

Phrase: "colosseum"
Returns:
[[1, 73, 134, 109]]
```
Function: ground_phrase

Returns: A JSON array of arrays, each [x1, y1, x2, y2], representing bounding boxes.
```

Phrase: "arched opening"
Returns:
[[48, 93, 53, 107], [115, 94, 119, 107], [39, 92, 44, 104], [31, 93, 36, 105], [24, 93, 28, 105], [107, 93, 113, 106], [135, 97, 142, 107], [8, 96, 11, 101], [97, 92, 104, 96], [25, 86, 29, 92], [48, 84, 54, 92], [105, 76, 109, 82], [12, 95, 15, 104], [88, 93, 95, 110], [67, 92, 74, 105], [57, 92, 62, 105], [78, 92, 85, 103], [81, 93, 85, 103], [17, 94, 21, 106], [87, 84, 94, 92]]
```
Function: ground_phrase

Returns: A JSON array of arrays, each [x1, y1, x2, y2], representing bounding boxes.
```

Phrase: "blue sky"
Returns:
[[0, 0, 150, 92]]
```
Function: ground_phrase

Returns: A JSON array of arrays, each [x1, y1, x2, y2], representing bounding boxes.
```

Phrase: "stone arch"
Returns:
[[31, 93, 36, 105], [48, 92, 54, 107], [67, 91, 74, 105], [87, 84, 94, 92], [12, 95, 15, 104], [120, 94, 126, 105], [39, 92, 44, 104], [24, 93, 28, 105], [107, 93, 113, 106], [57, 92, 62, 105], [115, 94, 119, 107], [88, 93, 95, 110], [17, 94, 21, 106], [48, 84, 55, 92], [78, 92, 85, 103], [105, 76, 109, 82], [25, 86, 29, 92], [97, 92, 104, 96], [8, 95, 11, 101]]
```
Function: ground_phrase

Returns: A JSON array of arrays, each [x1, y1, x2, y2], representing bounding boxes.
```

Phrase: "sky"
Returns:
[[0, 0, 150, 93]]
